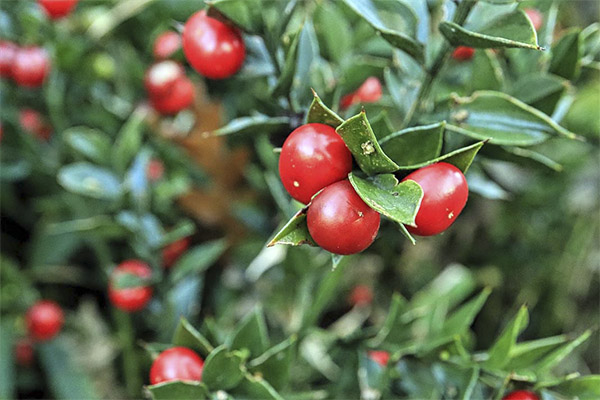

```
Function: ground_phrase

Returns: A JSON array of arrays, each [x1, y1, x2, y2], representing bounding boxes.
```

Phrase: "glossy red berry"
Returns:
[[183, 10, 245, 79], [162, 237, 190, 268], [349, 285, 373, 306], [147, 159, 165, 182], [452, 46, 475, 61], [25, 300, 64, 341], [402, 162, 468, 236], [154, 31, 181, 60], [38, 0, 78, 19], [524, 8, 543, 31], [279, 123, 352, 205], [502, 390, 539, 400], [150, 76, 195, 115], [368, 350, 390, 367], [0, 40, 17, 78], [149, 347, 204, 385], [19, 109, 52, 140], [108, 260, 153, 312], [340, 77, 383, 110], [12, 46, 50, 87], [15, 338, 35, 366], [307, 180, 380, 255], [144, 61, 185, 98]]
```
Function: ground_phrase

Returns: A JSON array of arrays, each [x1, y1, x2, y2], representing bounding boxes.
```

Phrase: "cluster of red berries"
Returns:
[[278, 123, 469, 254]]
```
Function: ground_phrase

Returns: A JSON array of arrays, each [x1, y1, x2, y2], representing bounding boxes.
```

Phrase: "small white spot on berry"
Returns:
[[293, 181, 300, 187], [448, 211, 454, 219]]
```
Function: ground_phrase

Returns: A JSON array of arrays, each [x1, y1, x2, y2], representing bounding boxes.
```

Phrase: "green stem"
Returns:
[[112, 309, 142, 397], [402, 0, 478, 127]]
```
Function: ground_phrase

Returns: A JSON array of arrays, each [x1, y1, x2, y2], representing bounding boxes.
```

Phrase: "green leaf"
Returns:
[[0, 319, 15, 400], [202, 345, 246, 391], [38, 338, 100, 400], [249, 336, 297, 390], [380, 122, 444, 167], [549, 28, 582, 80], [228, 307, 270, 358], [440, 10, 541, 50], [369, 293, 407, 347], [314, 1, 352, 63], [389, 141, 485, 174], [170, 239, 227, 282], [348, 173, 423, 226], [211, 115, 290, 136], [550, 376, 600, 399], [471, 49, 504, 91], [145, 381, 209, 400], [113, 107, 146, 173], [533, 330, 591, 373], [436, 91, 580, 146], [342, 0, 424, 63], [267, 208, 316, 247], [506, 335, 569, 370], [306, 90, 344, 127], [63, 127, 111, 164], [369, 110, 395, 141], [236, 373, 285, 400], [208, 0, 263, 33], [291, 21, 320, 107], [510, 73, 567, 115], [57, 162, 122, 200], [336, 112, 399, 175], [159, 220, 196, 248], [484, 306, 529, 370], [483, 146, 563, 172], [271, 28, 301, 98], [172, 317, 214, 357]]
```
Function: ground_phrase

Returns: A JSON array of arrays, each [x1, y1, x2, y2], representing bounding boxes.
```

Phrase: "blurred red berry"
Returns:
[[452, 46, 475, 61], [15, 338, 35, 366], [162, 237, 190, 268], [368, 350, 390, 367], [0, 40, 17, 78], [26, 300, 64, 341], [524, 8, 543, 31], [349, 285, 373, 306], [340, 77, 383, 109], [12, 46, 50, 87], [147, 159, 165, 182], [183, 10, 245, 79], [108, 260, 153, 312], [150, 347, 204, 385], [144, 60, 185, 98], [154, 31, 181, 60], [503, 390, 539, 400], [19, 109, 52, 140], [38, 0, 78, 19], [150, 76, 195, 115]]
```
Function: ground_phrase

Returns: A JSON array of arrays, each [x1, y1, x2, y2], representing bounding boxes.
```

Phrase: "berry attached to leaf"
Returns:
[[368, 350, 390, 367], [502, 390, 540, 400], [452, 46, 475, 61], [150, 347, 204, 385], [108, 260, 153, 312], [154, 31, 182, 60], [144, 60, 185, 98], [0, 40, 17, 78], [340, 77, 383, 110], [38, 0, 78, 19], [162, 237, 190, 268], [12, 46, 50, 87], [150, 76, 195, 115], [26, 300, 64, 341]]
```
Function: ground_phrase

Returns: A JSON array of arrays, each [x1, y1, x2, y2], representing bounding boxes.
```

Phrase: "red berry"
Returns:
[[307, 180, 380, 255], [349, 285, 373, 306], [144, 61, 185, 98], [279, 123, 352, 205], [150, 76, 195, 115], [25, 300, 64, 341], [154, 31, 181, 60], [15, 338, 35, 366], [12, 46, 50, 87], [340, 77, 383, 110], [402, 162, 468, 236], [524, 8, 543, 31], [19, 109, 52, 140], [182, 10, 245, 79], [149, 347, 204, 385], [0, 40, 17, 78], [503, 390, 539, 400], [147, 159, 165, 182], [108, 260, 153, 312], [368, 350, 390, 367], [38, 0, 78, 19], [162, 237, 190, 268], [452, 46, 475, 61]]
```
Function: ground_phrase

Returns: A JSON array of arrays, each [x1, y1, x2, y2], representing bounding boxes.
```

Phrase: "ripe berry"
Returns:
[[108, 260, 153, 312], [307, 180, 380, 255], [38, 0, 79, 19], [25, 300, 64, 341], [19, 109, 52, 140], [502, 390, 539, 400], [144, 60, 185, 98], [150, 76, 195, 115], [12, 46, 50, 87], [147, 159, 165, 182], [524, 8, 543, 31], [340, 77, 383, 110], [162, 237, 190, 268], [452, 46, 475, 61], [368, 350, 390, 367], [0, 40, 17, 78], [149, 347, 204, 385], [401, 162, 468, 236], [183, 10, 245, 79], [279, 123, 352, 205], [349, 285, 373, 307], [154, 31, 181, 60], [15, 338, 35, 366]]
